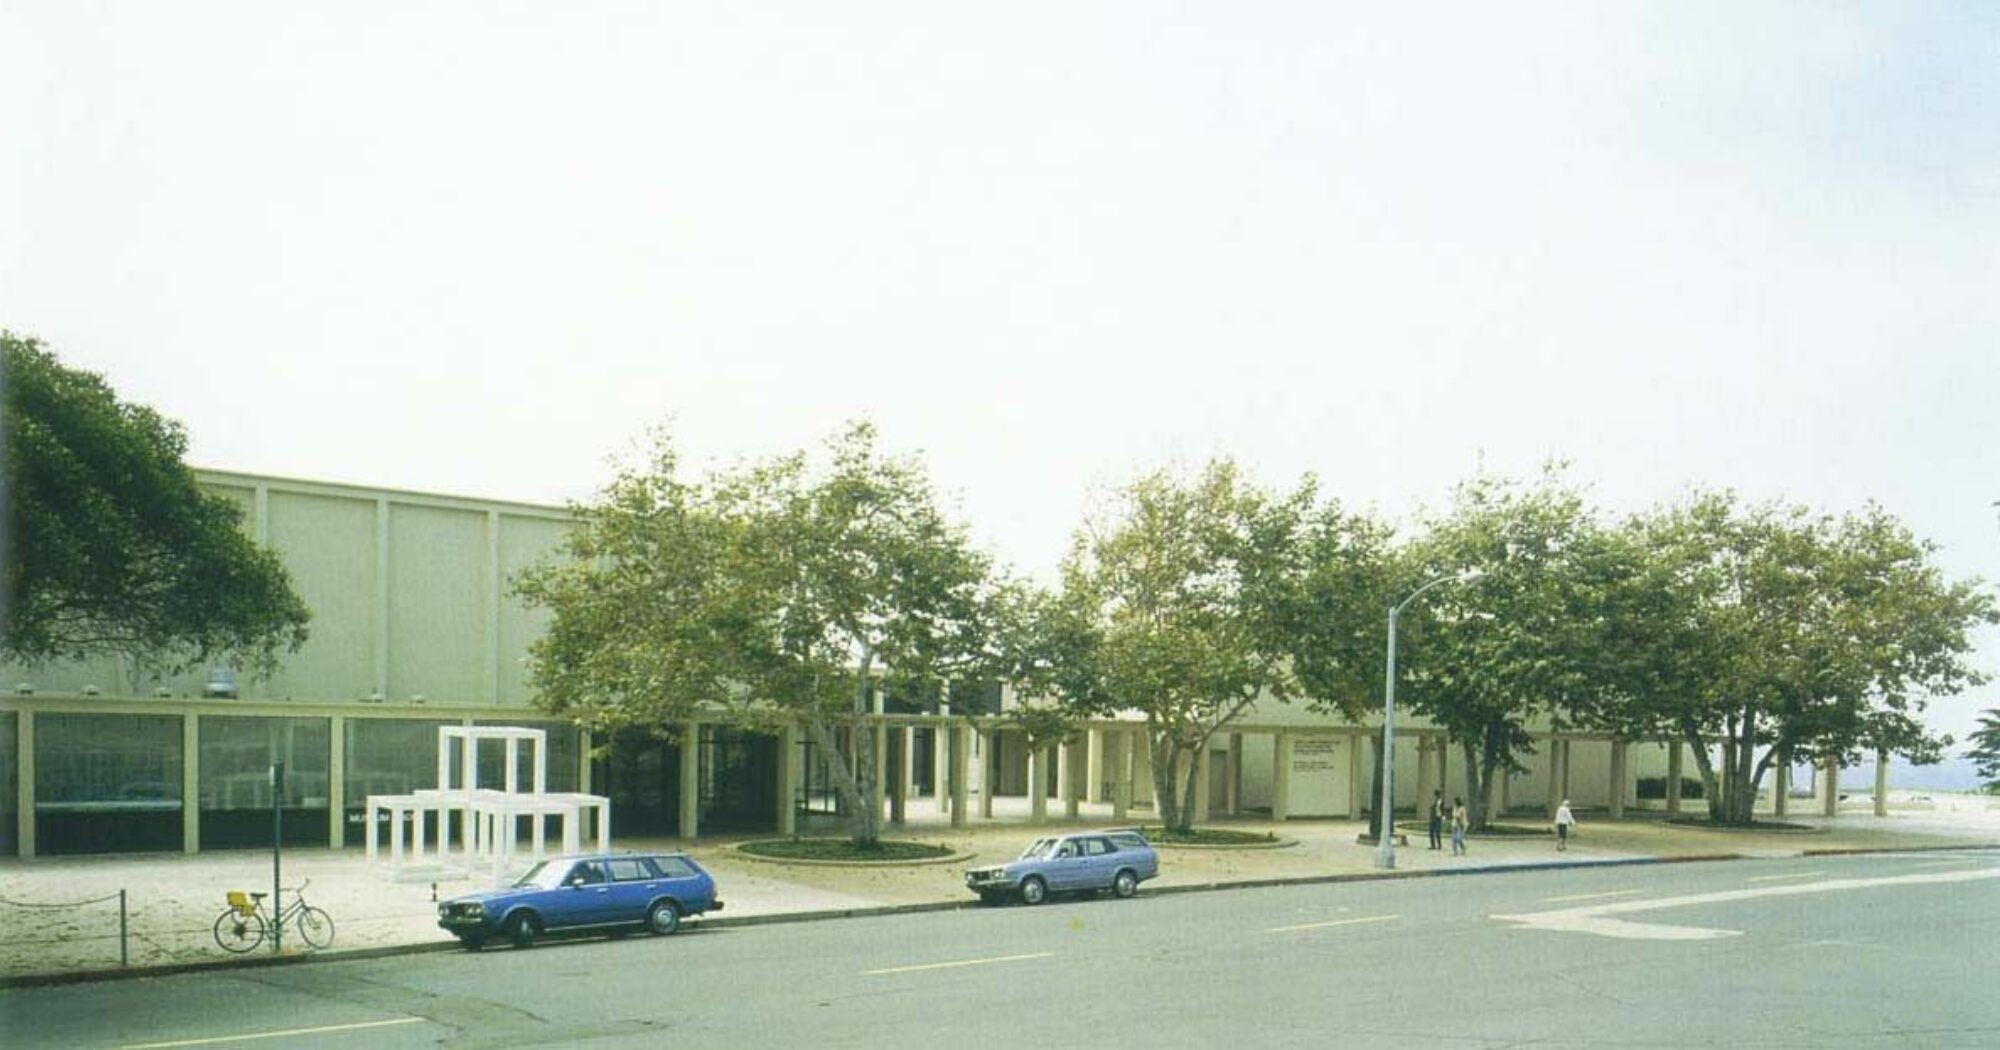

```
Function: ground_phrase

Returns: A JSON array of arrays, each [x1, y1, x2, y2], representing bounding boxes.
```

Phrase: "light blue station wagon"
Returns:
[[964, 830, 1160, 905]]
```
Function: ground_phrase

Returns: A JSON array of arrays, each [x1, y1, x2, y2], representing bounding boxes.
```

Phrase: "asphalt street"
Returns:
[[5, 850, 1997, 1049]]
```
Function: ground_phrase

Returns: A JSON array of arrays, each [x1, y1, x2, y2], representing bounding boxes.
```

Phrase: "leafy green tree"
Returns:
[[1602, 494, 1994, 823], [1399, 468, 1609, 831], [1, 332, 309, 679], [516, 423, 995, 847], [1038, 460, 1324, 834], [1969, 709, 2000, 794]]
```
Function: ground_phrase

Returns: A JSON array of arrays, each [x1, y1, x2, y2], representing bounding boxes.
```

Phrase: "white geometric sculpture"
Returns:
[[365, 725, 610, 884]]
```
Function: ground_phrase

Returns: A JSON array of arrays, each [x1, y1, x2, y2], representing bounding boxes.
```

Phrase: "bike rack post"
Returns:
[[120, 889, 128, 967]]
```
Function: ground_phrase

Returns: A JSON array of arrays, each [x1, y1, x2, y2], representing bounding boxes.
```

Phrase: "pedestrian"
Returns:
[[1428, 790, 1446, 850], [1554, 798, 1576, 852], [1450, 797, 1468, 855]]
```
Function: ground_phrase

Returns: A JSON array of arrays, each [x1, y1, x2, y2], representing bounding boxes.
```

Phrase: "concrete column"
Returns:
[[873, 721, 890, 822], [1666, 744, 1684, 815], [1272, 733, 1292, 822], [328, 716, 347, 849], [775, 723, 797, 836], [16, 709, 34, 858], [1607, 739, 1628, 819], [1415, 737, 1437, 808], [1821, 759, 1839, 818], [1347, 733, 1365, 820], [678, 723, 700, 841], [950, 723, 970, 828], [1225, 733, 1242, 816], [933, 713, 950, 807], [182, 713, 200, 853], [1559, 740, 1573, 805], [1029, 745, 1048, 822], [1546, 737, 1563, 820], [1110, 732, 1131, 822], [1085, 728, 1104, 804], [1192, 745, 1211, 825], [891, 727, 911, 824], [578, 728, 593, 793], [979, 728, 997, 819], [1773, 763, 1790, 818], [1873, 750, 1889, 818], [374, 499, 391, 699], [1064, 740, 1084, 821]]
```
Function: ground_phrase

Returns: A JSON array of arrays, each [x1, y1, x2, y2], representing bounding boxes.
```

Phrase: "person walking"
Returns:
[[1554, 799, 1576, 851], [1428, 790, 1446, 850], [1450, 797, 1468, 856]]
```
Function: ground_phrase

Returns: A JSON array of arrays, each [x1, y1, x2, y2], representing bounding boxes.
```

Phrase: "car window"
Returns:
[[1018, 839, 1056, 861], [568, 862, 608, 885], [1085, 837, 1113, 856], [607, 858, 655, 882], [653, 855, 697, 878], [514, 860, 562, 889], [1055, 841, 1078, 858]]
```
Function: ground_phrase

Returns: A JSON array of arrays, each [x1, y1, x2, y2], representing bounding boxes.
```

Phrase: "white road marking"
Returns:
[[860, 952, 1054, 976], [1540, 889, 1643, 904], [1265, 914, 1401, 933], [120, 1018, 424, 1049], [1745, 871, 1821, 883], [1492, 866, 2000, 941]]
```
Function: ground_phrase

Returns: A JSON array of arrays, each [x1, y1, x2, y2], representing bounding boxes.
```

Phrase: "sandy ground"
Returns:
[[2, 793, 1992, 981]]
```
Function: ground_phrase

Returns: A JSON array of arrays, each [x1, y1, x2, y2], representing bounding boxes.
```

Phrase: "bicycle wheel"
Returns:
[[214, 909, 266, 953], [295, 905, 335, 949]]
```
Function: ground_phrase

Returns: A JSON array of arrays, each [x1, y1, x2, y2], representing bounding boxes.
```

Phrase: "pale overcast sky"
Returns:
[[4, 3, 1996, 759]]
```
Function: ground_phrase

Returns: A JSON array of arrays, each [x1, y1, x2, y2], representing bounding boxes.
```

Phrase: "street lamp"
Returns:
[[1376, 567, 1483, 870]]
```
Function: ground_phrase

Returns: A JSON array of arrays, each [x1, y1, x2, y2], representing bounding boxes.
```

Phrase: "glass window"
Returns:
[[568, 862, 608, 885], [653, 855, 696, 878], [1085, 838, 1113, 856], [35, 714, 182, 809], [343, 719, 455, 805], [200, 716, 331, 810], [607, 858, 655, 881]]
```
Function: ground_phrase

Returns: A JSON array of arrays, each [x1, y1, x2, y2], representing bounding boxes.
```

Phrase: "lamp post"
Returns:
[[1377, 568, 1482, 870]]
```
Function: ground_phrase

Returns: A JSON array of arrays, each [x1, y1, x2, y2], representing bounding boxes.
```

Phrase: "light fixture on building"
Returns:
[[155, 686, 173, 697], [82, 684, 101, 696], [14, 682, 32, 695], [204, 667, 239, 699]]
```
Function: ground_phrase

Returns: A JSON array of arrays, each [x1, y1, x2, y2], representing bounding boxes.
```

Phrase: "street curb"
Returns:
[[6, 842, 1991, 990]]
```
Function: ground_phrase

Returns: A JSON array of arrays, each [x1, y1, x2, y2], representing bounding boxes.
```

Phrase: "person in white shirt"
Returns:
[[1554, 799, 1577, 852]]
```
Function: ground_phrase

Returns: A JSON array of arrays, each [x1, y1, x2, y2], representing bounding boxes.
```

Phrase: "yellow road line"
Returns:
[[120, 1017, 424, 1049], [861, 951, 1054, 976], [1265, 914, 1401, 934], [1745, 871, 1821, 883], [1540, 889, 1643, 904]]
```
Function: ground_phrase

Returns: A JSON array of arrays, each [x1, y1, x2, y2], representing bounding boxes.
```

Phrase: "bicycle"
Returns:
[[213, 878, 336, 953]]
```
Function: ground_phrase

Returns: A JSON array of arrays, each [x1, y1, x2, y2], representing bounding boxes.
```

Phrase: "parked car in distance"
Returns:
[[964, 829, 1159, 905], [437, 851, 722, 950]]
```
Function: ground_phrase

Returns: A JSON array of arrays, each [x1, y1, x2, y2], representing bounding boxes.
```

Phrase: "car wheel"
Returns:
[[976, 891, 999, 906], [1111, 869, 1138, 899], [459, 934, 486, 952], [505, 912, 541, 949], [1019, 876, 1047, 906], [647, 900, 681, 936]]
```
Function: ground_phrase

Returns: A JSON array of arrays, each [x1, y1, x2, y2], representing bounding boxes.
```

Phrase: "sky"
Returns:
[[3, 3, 1997, 780]]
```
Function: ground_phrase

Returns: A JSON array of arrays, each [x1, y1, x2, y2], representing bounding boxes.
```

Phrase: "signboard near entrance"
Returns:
[[1287, 737, 1351, 817]]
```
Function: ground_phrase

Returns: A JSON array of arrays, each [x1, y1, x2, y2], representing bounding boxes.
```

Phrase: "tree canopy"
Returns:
[[1, 332, 310, 679], [516, 422, 996, 845]]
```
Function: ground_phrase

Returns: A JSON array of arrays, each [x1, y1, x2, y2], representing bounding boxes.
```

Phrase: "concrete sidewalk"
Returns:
[[4, 798, 1994, 985]]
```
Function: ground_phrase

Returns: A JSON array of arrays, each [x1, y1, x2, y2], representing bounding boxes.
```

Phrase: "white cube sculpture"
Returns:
[[365, 725, 610, 884]]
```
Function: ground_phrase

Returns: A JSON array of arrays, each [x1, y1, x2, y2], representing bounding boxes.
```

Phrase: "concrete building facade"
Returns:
[[0, 470, 1886, 859]]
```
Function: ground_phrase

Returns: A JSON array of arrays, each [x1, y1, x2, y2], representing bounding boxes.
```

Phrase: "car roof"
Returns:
[[545, 850, 693, 863]]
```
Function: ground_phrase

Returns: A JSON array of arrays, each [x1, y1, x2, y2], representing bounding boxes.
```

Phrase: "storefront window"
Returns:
[[198, 716, 330, 849], [34, 713, 182, 854]]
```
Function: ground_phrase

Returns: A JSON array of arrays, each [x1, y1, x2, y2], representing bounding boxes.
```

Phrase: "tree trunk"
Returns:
[[1149, 729, 1186, 834], [804, 717, 879, 848], [1461, 741, 1489, 831], [1178, 744, 1203, 834], [1681, 726, 1724, 822]]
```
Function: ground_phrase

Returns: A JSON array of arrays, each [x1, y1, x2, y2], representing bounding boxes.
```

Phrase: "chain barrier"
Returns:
[[0, 888, 130, 966]]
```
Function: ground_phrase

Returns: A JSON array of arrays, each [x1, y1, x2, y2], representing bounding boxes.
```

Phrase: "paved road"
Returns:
[[6, 851, 1997, 1049]]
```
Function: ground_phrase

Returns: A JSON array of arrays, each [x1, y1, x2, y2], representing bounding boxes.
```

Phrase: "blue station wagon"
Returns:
[[964, 830, 1160, 905], [437, 851, 723, 949]]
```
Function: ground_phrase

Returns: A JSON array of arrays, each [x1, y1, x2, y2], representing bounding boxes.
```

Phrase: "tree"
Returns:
[[1, 332, 310, 679], [1602, 494, 1994, 824], [1399, 468, 1609, 831], [516, 422, 995, 847], [1969, 709, 2000, 794], [1041, 460, 1320, 834]]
